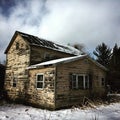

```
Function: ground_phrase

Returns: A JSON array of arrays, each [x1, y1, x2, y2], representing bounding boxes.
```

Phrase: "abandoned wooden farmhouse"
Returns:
[[4, 31, 107, 109]]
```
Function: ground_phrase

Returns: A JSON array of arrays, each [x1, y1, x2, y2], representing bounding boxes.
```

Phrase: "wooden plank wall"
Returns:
[[56, 58, 106, 108]]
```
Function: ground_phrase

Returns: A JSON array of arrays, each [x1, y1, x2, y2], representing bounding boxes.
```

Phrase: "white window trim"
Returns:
[[36, 73, 44, 89], [72, 74, 89, 89], [85, 75, 89, 89]]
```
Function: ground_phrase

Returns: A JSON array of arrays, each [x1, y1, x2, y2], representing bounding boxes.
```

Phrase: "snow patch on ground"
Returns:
[[0, 103, 120, 120]]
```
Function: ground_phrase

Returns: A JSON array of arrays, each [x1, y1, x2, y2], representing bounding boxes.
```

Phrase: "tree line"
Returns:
[[93, 43, 120, 70], [93, 43, 120, 92]]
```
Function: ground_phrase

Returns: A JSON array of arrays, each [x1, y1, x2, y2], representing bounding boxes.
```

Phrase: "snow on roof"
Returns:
[[27, 54, 87, 69], [17, 31, 82, 55]]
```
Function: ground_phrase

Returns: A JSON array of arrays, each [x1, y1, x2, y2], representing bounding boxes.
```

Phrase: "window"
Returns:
[[16, 42, 19, 50], [12, 75, 17, 87], [36, 74, 44, 89], [44, 53, 50, 60], [101, 78, 105, 86], [78, 76, 84, 89], [85, 76, 89, 88], [72, 75, 77, 89], [71, 74, 89, 89]]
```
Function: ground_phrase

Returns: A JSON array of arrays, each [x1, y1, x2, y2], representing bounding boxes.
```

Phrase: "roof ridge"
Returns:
[[5, 31, 83, 55], [17, 31, 54, 43], [17, 31, 83, 55], [16, 31, 36, 37]]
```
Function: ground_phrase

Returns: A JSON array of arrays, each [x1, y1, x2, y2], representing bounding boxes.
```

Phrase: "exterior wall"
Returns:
[[27, 67, 56, 109], [4, 33, 107, 109], [30, 46, 73, 65], [5, 35, 30, 101], [55, 58, 106, 108], [4, 33, 75, 107], [5, 34, 74, 102]]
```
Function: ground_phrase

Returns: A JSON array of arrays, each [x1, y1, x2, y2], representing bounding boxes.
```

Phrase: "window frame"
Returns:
[[71, 74, 89, 90], [12, 74, 17, 87], [36, 73, 44, 89], [16, 42, 19, 50]]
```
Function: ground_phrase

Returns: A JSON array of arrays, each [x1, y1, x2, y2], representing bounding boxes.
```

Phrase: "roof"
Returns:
[[27, 54, 108, 71], [5, 31, 82, 55]]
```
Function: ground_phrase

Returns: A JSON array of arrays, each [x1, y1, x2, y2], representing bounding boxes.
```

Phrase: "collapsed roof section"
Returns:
[[18, 31, 82, 55]]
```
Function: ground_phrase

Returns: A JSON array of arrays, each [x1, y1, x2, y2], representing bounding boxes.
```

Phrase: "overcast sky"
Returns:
[[0, 0, 120, 62]]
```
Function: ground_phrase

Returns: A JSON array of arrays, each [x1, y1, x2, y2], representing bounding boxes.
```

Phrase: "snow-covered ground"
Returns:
[[0, 103, 120, 120]]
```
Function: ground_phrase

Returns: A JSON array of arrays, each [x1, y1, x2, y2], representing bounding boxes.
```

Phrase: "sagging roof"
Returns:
[[5, 31, 82, 55], [27, 54, 108, 71]]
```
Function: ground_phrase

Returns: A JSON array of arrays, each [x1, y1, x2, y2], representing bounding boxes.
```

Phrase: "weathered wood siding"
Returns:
[[5, 35, 30, 101], [5, 32, 107, 109], [28, 67, 56, 109], [4, 33, 75, 105], [56, 58, 106, 108], [30, 46, 73, 65]]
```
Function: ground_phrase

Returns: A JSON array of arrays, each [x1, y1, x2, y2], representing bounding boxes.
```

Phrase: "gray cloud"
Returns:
[[0, 0, 120, 62]]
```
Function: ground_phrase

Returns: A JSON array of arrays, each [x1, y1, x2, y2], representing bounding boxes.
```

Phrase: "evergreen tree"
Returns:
[[108, 44, 120, 91], [110, 44, 120, 71], [93, 43, 112, 68]]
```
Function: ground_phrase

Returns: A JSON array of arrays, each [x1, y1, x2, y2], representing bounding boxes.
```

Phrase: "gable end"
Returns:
[[4, 31, 30, 54]]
